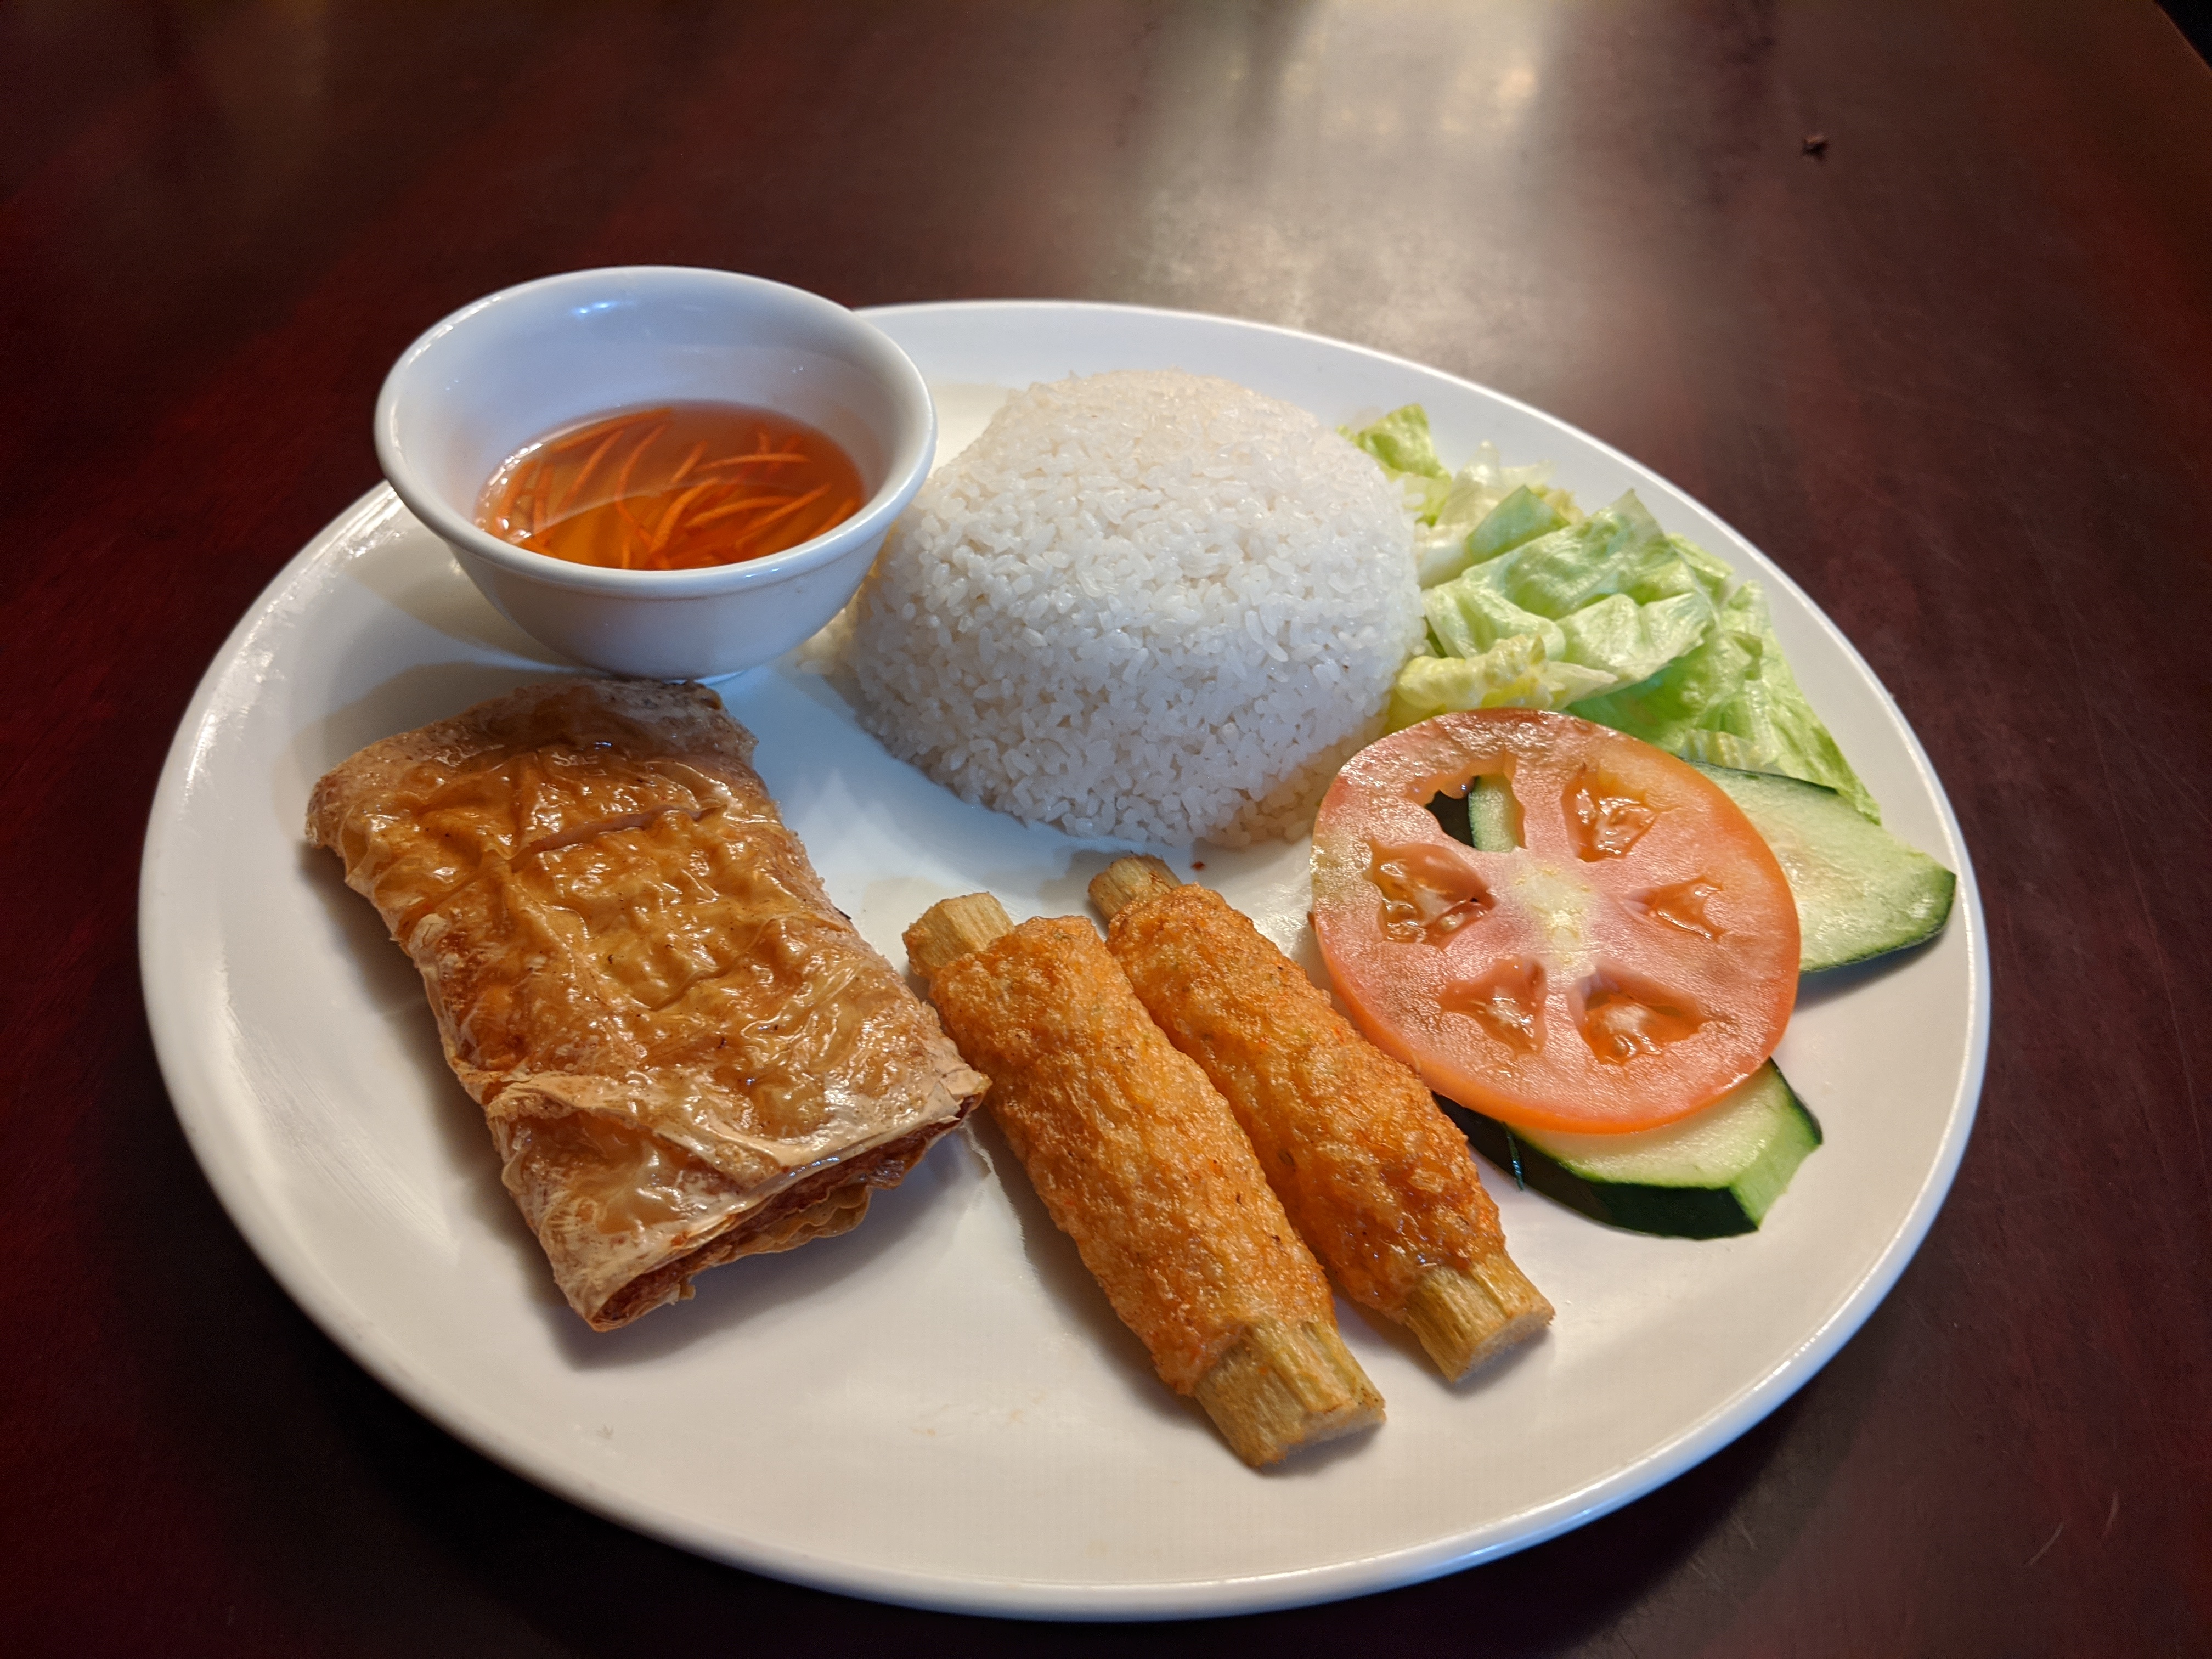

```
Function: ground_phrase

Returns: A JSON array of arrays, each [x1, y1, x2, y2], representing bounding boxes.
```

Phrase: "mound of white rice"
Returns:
[[847, 370, 1422, 845]]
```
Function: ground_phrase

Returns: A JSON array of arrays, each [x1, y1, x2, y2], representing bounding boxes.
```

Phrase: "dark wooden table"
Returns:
[[6, 2, 2209, 1652]]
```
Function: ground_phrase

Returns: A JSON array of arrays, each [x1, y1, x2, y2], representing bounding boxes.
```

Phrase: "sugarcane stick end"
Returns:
[[904, 893, 1015, 981], [1405, 1254, 1555, 1382], [1193, 1318, 1384, 1466], [1088, 855, 1182, 920]]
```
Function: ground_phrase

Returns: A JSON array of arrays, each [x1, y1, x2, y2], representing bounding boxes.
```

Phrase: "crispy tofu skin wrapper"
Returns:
[[1092, 858, 1551, 1380], [908, 898, 1383, 1465], [307, 679, 985, 1330]]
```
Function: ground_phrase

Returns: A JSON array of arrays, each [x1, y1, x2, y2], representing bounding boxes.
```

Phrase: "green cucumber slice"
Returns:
[[1468, 773, 1520, 850], [1423, 774, 1521, 850], [1446, 1062, 1821, 1239], [1689, 761, 1955, 972]]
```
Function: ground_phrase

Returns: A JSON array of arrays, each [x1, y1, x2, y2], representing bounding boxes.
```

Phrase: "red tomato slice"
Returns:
[[1312, 710, 1798, 1134]]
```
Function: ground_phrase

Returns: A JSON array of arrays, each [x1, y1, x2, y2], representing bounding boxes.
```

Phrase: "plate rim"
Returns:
[[140, 299, 1989, 1620]]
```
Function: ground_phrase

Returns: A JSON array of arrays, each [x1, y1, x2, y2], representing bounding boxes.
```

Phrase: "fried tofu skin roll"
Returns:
[[308, 679, 985, 1330], [905, 894, 1383, 1467], [1090, 858, 1551, 1380]]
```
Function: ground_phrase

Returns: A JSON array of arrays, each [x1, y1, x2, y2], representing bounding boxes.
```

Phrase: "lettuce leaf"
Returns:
[[1570, 583, 1880, 820], [1468, 484, 1570, 565], [1556, 590, 1714, 687], [1423, 575, 1565, 663], [1345, 405, 1448, 481], [1346, 410, 1575, 584], [1414, 490, 1723, 688], [1364, 405, 1877, 819], [1387, 640, 1618, 730], [1417, 479, 1575, 588], [1486, 494, 1730, 618]]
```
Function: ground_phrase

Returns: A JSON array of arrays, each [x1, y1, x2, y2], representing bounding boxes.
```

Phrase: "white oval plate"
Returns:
[[141, 302, 1987, 1620]]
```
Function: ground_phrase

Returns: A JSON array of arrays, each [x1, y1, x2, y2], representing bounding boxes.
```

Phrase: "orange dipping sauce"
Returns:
[[477, 403, 865, 571]]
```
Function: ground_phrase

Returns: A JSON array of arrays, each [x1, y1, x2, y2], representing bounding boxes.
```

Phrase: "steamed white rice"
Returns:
[[847, 370, 1422, 845]]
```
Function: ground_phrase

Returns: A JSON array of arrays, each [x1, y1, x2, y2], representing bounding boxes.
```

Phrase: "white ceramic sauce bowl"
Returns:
[[375, 267, 935, 681]]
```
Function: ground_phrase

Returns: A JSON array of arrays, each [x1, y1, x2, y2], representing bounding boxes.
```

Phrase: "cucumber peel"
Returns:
[[1689, 761, 1954, 972], [1447, 1062, 1821, 1239]]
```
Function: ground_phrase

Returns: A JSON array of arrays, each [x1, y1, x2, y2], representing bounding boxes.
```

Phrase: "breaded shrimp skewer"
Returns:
[[1090, 858, 1551, 1380], [905, 894, 1383, 1468]]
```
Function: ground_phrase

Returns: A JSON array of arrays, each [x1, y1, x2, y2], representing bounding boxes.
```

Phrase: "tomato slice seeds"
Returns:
[[1312, 710, 1799, 1135]]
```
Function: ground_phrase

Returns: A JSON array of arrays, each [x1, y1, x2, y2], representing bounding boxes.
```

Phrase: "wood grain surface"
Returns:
[[4, 2, 2209, 1652]]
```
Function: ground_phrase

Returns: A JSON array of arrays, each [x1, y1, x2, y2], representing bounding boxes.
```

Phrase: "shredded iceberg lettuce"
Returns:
[[1344, 406, 1878, 819], [1346, 405, 1578, 586], [1345, 404, 1448, 481], [1388, 639, 1617, 730], [1468, 484, 1569, 565], [1572, 584, 1881, 819]]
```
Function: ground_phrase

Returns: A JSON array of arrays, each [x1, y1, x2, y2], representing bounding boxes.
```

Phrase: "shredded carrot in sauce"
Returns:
[[479, 404, 861, 571], [731, 484, 830, 538], [552, 422, 632, 515], [693, 452, 809, 473], [687, 492, 788, 530]]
